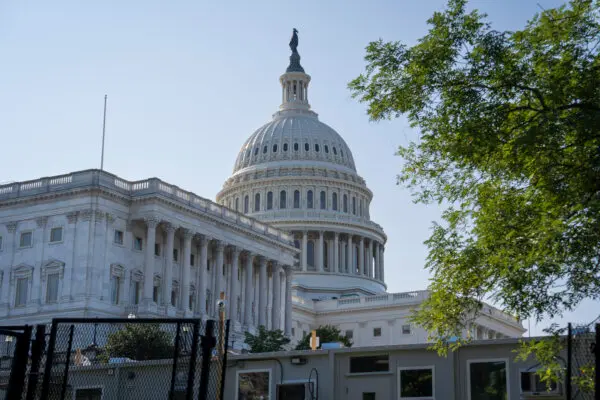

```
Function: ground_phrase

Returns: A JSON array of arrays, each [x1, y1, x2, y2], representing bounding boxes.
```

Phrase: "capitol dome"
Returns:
[[217, 30, 387, 300]]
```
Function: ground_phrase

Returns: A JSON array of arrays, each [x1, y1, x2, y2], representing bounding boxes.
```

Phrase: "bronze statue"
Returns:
[[289, 28, 299, 54]]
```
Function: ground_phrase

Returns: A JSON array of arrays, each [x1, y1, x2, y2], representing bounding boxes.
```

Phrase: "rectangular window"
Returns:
[[111, 276, 121, 304], [173, 248, 178, 261], [171, 290, 177, 307], [399, 367, 434, 399], [15, 277, 28, 306], [153, 285, 160, 303], [19, 232, 32, 248], [292, 327, 296, 336], [349, 355, 389, 374], [114, 230, 124, 245], [520, 370, 559, 394], [373, 327, 382, 337], [134, 237, 143, 251], [49, 227, 63, 243], [75, 387, 102, 400], [190, 254, 195, 266], [132, 281, 141, 305], [363, 393, 376, 400], [402, 324, 411, 335], [468, 359, 507, 400], [46, 273, 59, 303], [154, 243, 161, 256], [345, 330, 354, 340]]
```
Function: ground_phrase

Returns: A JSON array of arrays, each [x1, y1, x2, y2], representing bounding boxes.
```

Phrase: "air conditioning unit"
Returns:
[[276, 382, 316, 400]]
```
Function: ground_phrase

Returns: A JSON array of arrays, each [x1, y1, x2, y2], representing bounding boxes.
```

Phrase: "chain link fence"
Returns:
[[568, 321, 598, 400]]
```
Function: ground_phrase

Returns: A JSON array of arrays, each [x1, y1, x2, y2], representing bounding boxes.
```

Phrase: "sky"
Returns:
[[1, 0, 597, 336]]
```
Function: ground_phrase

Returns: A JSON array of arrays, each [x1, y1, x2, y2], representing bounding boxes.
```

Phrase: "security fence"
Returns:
[[0, 318, 229, 400], [567, 322, 598, 400]]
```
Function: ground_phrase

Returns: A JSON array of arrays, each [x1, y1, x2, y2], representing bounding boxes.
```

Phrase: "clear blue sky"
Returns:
[[1, 0, 597, 335]]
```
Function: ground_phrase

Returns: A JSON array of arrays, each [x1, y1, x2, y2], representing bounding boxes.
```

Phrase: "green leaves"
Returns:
[[243, 326, 290, 353], [100, 324, 174, 362], [294, 325, 352, 350], [351, 0, 600, 364]]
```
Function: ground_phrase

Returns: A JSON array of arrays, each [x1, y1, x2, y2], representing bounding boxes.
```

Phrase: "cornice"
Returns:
[[269, 220, 387, 243]]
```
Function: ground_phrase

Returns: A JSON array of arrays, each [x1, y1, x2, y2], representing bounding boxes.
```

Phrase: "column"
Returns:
[[198, 235, 209, 317], [181, 229, 193, 314], [163, 223, 175, 308], [244, 252, 255, 327], [359, 237, 365, 275], [284, 266, 293, 336], [346, 235, 353, 274], [229, 246, 241, 321], [380, 245, 385, 282], [32, 216, 48, 304], [374, 242, 380, 280], [317, 231, 324, 272], [366, 239, 373, 278], [271, 262, 281, 330], [213, 240, 225, 316], [340, 242, 346, 274], [143, 217, 159, 303], [258, 256, 268, 327], [333, 233, 339, 273], [0, 222, 17, 308], [301, 231, 308, 271]]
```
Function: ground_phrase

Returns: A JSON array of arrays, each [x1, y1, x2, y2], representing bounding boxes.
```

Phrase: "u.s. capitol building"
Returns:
[[0, 32, 525, 347]]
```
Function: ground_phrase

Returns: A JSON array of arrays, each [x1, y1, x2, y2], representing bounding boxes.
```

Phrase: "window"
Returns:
[[114, 230, 124, 245], [468, 359, 507, 400], [279, 190, 287, 209], [293, 190, 300, 208], [307, 190, 313, 208], [320, 191, 326, 209], [153, 284, 160, 303], [352, 197, 357, 215], [244, 195, 249, 213], [360, 199, 363, 216], [341, 149, 344, 157], [235, 197, 239, 211], [19, 232, 32, 248], [273, 144, 278, 152], [171, 289, 177, 307], [324, 145, 329, 153], [343, 195, 348, 213], [294, 142, 299, 151], [283, 143, 288, 151], [154, 243, 161, 256], [399, 367, 434, 399], [190, 253, 195, 266], [520, 370, 559, 395], [75, 388, 102, 400], [15, 277, 28, 306], [345, 330, 354, 340], [305, 142, 309, 151], [267, 191, 273, 210], [134, 237, 143, 251], [315, 144, 320, 152], [349, 355, 389, 373], [402, 324, 412, 335], [132, 281, 141, 305], [332, 193, 338, 210], [111, 276, 121, 304], [333, 146, 337, 155], [373, 327, 382, 337], [363, 394, 376, 400], [262, 145, 267, 154], [46, 273, 59, 303], [323, 241, 329, 269], [254, 193, 261, 211], [49, 227, 63, 243], [254, 147, 258, 156], [173, 248, 179, 262], [307, 241, 315, 268]]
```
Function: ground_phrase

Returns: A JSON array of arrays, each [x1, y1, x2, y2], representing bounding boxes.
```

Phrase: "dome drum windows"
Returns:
[[263, 145, 268, 154], [320, 191, 326, 210], [267, 191, 273, 210], [333, 147, 337, 155], [315, 144, 320, 152], [324, 145, 329, 154], [244, 195, 249, 214], [343, 194, 348, 213], [254, 148, 259, 156], [307, 190, 314, 209], [280, 190, 287, 209], [294, 143, 299, 152], [304, 143, 309, 152], [272, 144, 278, 153], [293, 190, 300, 209], [283, 143, 289, 152], [352, 197, 357, 215], [254, 193, 261, 212], [332, 192, 338, 211]]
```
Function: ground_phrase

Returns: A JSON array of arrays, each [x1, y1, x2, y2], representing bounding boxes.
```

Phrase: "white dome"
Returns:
[[233, 112, 356, 173]]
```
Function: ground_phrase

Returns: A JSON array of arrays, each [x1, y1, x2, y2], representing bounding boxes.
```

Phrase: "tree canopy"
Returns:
[[295, 325, 352, 350], [100, 324, 174, 362], [349, 0, 600, 353], [244, 326, 290, 353]]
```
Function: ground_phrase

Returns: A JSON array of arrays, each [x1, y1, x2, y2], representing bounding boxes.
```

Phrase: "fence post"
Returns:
[[595, 323, 599, 400], [198, 320, 217, 400], [60, 325, 75, 400], [567, 323, 572, 400], [219, 320, 231, 400], [169, 321, 182, 400], [6, 326, 32, 400], [186, 320, 201, 400], [40, 320, 59, 400], [26, 324, 47, 400]]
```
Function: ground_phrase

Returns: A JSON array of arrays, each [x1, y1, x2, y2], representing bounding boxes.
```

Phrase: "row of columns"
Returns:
[[142, 217, 293, 334], [296, 230, 384, 280]]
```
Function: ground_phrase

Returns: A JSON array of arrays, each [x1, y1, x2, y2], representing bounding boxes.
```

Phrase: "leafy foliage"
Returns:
[[244, 326, 290, 353], [99, 324, 174, 362], [294, 325, 352, 350], [350, 0, 600, 359]]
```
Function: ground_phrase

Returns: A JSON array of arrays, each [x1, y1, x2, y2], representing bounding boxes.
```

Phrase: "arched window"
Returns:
[[305, 143, 309, 151], [294, 143, 299, 151], [244, 195, 249, 214], [294, 190, 300, 208], [254, 193, 260, 212], [333, 147, 337, 155], [254, 148, 259, 156], [267, 191, 273, 210], [320, 191, 326, 210], [323, 241, 329, 269], [359, 199, 363, 216], [283, 143, 288, 152], [343, 195, 348, 213], [307, 190, 313, 209], [307, 241, 315, 268], [352, 197, 356, 215], [235, 197, 239, 212], [332, 192, 338, 211], [263, 145, 268, 154], [315, 144, 320, 152], [227, 199, 231, 209], [341, 149, 344, 158], [324, 145, 329, 153], [273, 144, 278, 153], [355, 247, 359, 274], [280, 190, 287, 209]]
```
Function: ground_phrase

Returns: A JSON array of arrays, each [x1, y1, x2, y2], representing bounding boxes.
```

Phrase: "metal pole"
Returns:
[[100, 94, 108, 170], [186, 320, 201, 400], [566, 323, 572, 400], [60, 325, 75, 400], [26, 325, 47, 400], [198, 320, 216, 400], [40, 320, 59, 400], [5, 326, 32, 400], [218, 320, 231, 400], [595, 323, 599, 400], [169, 322, 182, 400]]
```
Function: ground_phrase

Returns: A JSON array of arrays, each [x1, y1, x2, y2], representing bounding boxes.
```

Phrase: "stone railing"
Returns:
[[0, 169, 295, 246], [253, 210, 385, 234]]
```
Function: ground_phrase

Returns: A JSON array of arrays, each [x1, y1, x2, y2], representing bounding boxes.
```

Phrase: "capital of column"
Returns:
[[163, 222, 177, 234], [66, 212, 78, 224], [271, 261, 280, 270], [244, 251, 256, 261], [36, 216, 48, 228], [334, 232, 339, 239], [144, 216, 160, 228], [197, 234, 212, 246], [258, 256, 267, 267], [230, 245, 242, 257], [215, 240, 226, 252], [6, 222, 18, 233], [182, 228, 194, 241]]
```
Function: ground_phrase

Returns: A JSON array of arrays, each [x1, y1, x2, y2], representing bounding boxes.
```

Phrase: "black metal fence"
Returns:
[[567, 322, 599, 400], [0, 318, 229, 400]]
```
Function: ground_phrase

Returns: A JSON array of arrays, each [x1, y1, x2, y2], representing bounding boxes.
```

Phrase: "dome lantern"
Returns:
[[279, 29, 312, 114]]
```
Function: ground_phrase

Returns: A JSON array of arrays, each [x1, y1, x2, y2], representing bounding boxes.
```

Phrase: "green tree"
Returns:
[[244, 326, 290, 353], [100, 324, 174, 362], [349, 0, 599, 390], [295, 325, 352, 350]]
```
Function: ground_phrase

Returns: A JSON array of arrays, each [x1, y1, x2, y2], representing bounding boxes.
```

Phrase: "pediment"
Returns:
[[11, 263, 34, 282], [110, 264, 125, 278], [130, 269, 144, 282]]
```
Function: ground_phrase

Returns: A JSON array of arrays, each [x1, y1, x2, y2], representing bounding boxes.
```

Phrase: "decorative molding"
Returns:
[[182, 228, 193, 240], [130, 269, 144, 282], [144, 216, 160, 228], [6, 221, 17, 233], [387, 319, 395, 326], [94, 211, 105, 223], [36, 216, 48, 228], [66, 212, 78, 224], [126, 220, 135, 232], [41, 260, 65, 281], [358, 321, 367, 328], [163, 222, 176, 234], [215, 240, 225, 252], [80, 209, 93, 222], [11, 263, 34, 284], [106, 213, 116, 224], [110, 264, 125, 278], [153, 274, 162, 286]]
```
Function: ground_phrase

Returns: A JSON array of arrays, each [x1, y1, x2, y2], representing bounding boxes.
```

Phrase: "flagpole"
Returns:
[[100, 94, 108, 170]]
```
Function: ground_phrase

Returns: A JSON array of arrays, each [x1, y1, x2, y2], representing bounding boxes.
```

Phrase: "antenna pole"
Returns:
[[100, 94, 108, 170]]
